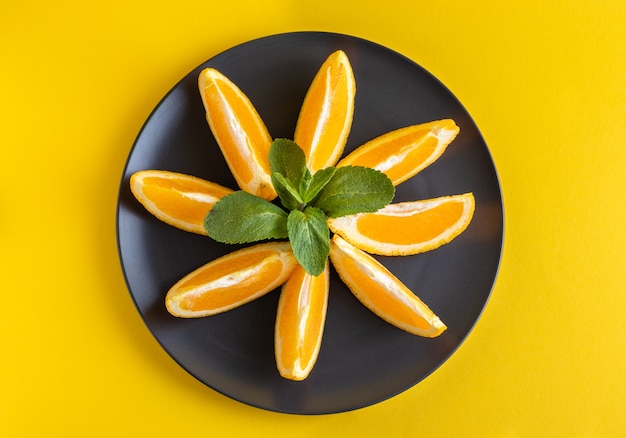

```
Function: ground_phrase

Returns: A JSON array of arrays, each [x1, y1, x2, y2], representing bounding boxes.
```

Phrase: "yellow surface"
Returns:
[[2, 0, 625, 436]]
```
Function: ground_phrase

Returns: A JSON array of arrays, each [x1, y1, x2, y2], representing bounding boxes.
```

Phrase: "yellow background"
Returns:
[[2, 0, 625, 436]]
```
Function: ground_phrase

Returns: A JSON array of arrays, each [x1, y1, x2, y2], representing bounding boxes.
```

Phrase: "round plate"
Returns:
[[116, 32, 503, 414]]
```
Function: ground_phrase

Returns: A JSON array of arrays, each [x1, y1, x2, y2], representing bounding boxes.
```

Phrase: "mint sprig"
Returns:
[[204, 191, 288, 243], [287, 207, 330, 276], [205, 139, 395, 275], [312, 165, 394, 218], [301, 166, 336, 204]]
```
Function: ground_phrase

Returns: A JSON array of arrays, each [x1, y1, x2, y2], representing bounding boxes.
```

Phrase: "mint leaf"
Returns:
[[272, 172, 303, 211], [204, 191, 288, 243], [300, 166, 336, 204], [269, 138, 310, 185], [287, 207, 330, 276], [269, 138, 312, 210], [312, 166, 395, 218]]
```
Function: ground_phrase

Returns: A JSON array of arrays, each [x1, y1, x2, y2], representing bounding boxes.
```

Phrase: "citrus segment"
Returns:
[[329, 235, 446, 337], [166, 242, 297, 318], [275, 263, 330, 381], [328, 193, 475, 256], [294, 50, 356, 172], [337, 119, 460, 186], [130, 170, 233, 235], [198, 68, 277, 200]]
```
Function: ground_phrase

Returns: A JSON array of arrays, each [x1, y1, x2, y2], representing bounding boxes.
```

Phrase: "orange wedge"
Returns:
[[198, 68, 277, 200], [294, 50, 356, 172], [166, 242, 297, 318], [337, 119, 460, 186], [130, 170, 233, 235], [328, 193, 475, 256], [275, 263, 330, 381], [330, 235, 446, 337]]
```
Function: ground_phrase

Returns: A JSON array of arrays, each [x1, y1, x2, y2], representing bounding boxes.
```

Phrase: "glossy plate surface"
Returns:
[[117, 32, 503, 414]]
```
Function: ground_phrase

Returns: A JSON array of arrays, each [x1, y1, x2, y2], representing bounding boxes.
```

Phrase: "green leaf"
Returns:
[[272, 172, 303, 211], [287, 207, 330, 276], [204, 191, 288, 243], [269, 138, 312, 210], [269, 138, 310, 185], [312, 166, 395, 218], [300, 166, 336, 204]]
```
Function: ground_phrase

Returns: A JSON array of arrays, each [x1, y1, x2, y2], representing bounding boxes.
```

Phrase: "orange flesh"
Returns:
[[368, 133, 438, 183], [177, 250, 282, 311], [337, 119, 459, 185], [201, 73, 274, 199], [356, 201, 465, 245], [276, 265, 328, 377], [337, 254, 433, 331], [353, 128, 437, 164], [295, 52, 354, 171], [141, 176, 231, 225], [142, 175, 230, 194]]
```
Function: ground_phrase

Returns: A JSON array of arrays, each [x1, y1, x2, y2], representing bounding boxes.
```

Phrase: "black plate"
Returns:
[[116, 32, 503, 415]]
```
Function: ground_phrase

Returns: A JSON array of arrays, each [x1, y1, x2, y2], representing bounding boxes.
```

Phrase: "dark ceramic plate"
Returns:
[[117, 32, 503, 415]]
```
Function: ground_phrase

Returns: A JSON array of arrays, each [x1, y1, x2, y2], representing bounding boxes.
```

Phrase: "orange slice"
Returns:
[[166, 242, 297, 318], [294, 50, 356, 172], [337, 119, 460, 186], [275, 263, 330, 381], [328, 193, 475, 256], [198, 68, 277, 200], [329, 235, 446, 337], [130, 170, 233, 235]]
